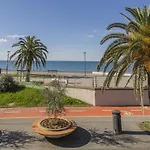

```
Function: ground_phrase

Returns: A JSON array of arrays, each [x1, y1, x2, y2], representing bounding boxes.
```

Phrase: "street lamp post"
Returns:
[[6, 51, 10, 74], [83, 52, 86, 76], [20, 54, 23, 81]]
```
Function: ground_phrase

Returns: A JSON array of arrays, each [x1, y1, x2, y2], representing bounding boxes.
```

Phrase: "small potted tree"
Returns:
[[32, 80, 77, 138]]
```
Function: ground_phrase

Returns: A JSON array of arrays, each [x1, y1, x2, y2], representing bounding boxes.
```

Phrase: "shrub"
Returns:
[[52, 75, 56, 78], [0, 75, 17, 92], [32, 81, 44, 85]]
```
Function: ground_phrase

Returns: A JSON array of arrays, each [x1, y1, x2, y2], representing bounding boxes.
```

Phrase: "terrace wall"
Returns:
[[66, 87, 95, 106], [67, 87, 150, 106]]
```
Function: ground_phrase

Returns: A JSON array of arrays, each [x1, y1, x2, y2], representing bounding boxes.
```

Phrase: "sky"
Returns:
[[0, 0, 149, 61]]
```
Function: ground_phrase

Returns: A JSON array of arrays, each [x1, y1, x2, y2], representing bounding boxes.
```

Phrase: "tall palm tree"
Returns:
[[10, 36, 48, 82], [97, 6, 150, 107]]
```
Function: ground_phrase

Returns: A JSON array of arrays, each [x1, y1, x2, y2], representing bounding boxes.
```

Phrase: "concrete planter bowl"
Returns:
[[32, 117, 77, 138]]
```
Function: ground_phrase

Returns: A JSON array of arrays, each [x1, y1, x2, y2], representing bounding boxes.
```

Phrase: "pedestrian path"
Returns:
[[0, 106, 150, 118]]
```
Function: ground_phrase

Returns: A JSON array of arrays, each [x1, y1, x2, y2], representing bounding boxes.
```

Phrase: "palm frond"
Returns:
[[125, 7, 141, 23], [107, 23, 127, 30], [100, 33, 126, 44], [120, 13, 133, 22]]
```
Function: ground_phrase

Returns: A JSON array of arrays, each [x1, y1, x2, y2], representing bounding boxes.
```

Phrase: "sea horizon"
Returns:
[[0, 60, 131, 73], [0, 60, 99, 62], [0, 60, 99, 72]]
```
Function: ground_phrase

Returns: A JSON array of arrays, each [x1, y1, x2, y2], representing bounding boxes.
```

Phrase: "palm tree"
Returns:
[[10, 36, 48, 82], [97, 6, 150, 108]]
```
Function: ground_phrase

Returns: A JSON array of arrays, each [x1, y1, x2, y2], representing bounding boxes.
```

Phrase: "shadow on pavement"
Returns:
[[0, 130, 44, 149], [1, 128, 149, 149], [46, 128, 148, 148], [122, 130, 150, 135], [45, 126, 91, 148], [89, 129, 138, 147], [64, 76, 92, 79]]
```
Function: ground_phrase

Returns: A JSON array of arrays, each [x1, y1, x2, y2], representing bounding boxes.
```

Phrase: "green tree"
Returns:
[[43, 80, 66, 120], [97, 6, 150, 107], [10, 36, 48, 82]]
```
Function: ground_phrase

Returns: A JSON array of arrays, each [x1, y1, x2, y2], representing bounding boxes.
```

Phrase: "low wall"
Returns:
[[67, 87, 150, 106], [66, 88, 95, 106], [95, 88, 149, 106]]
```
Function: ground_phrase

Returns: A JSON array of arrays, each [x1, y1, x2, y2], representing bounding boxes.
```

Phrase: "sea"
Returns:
[[0, 60, 131, 72]]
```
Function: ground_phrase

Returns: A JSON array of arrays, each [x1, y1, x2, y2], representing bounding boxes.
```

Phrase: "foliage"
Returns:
[[0, 75, 17, 92], [0, 86, 90, 107], [10, 36, 48, 82], [31, 81, 44, 85], [0, 87, 44, 107], [63, 96, 91, 106], [43, 80, 66, 118], [139, 121, 150, 132], [97, 6, 150, 108]]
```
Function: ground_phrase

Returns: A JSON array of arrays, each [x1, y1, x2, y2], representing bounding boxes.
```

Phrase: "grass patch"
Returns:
[[0, 87, 91, 107], [63, 96, 90, 106], [139, 121, 150, 132], [0, 87, 44, 107]]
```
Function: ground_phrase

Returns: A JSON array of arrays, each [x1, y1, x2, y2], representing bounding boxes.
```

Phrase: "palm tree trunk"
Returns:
[[147, 72, 150, 105], [26, 69, 30, 82]]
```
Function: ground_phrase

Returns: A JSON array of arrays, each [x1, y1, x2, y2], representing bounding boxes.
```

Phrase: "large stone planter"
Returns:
[[32, 118, 77, 138]]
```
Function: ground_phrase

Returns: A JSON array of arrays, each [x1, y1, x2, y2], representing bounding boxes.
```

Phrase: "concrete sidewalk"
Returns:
[[0, 117, 150, 150]]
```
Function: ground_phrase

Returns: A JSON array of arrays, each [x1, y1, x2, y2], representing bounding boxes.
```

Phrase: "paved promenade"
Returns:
[[0, 107, 150, 149], [1, 117, 150, 150]]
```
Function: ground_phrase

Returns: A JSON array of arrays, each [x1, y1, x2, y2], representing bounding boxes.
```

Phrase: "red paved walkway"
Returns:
[[0, 106, 150, 118]]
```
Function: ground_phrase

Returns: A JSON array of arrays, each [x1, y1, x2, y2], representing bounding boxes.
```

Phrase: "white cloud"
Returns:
[[87, 34, 94, 38], [7, 34, 26, 39], [0, 39, 7, 43]]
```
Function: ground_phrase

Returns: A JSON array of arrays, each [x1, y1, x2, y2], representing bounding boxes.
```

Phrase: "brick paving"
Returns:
[[0, 106, 150, 118]]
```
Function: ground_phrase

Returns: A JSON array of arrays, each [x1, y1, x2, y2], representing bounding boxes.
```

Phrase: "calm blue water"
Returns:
[[0, 60, 131, 72], [0, 60, 98, 72]]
